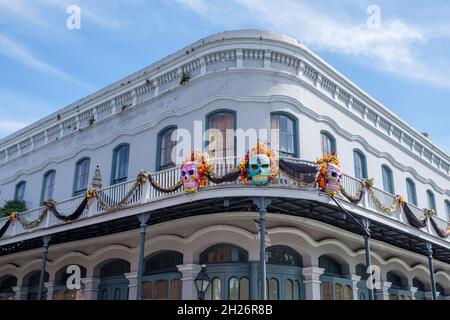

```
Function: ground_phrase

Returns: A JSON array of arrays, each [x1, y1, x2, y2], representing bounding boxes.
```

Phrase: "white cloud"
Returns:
[[176, 0, 450, 89], [0, 33, 90, 88]]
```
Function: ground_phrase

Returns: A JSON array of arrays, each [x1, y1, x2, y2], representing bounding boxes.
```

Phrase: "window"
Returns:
[[171, 279, 182, 300], [199, 244, 248, 264], [206, 111, 235, 159], [144, 251, 183, 275], [445, 200, 450, 221], [406, 178, 418, 206], [229, 277, 239, 300], [112, 144, 129, 185], [266, 246, 303, 267], [99, 260, 130, 278], [427, 190, 437, 213], [319, 256, 343, 277], [73, 158, 90, 196], [386, 272, 404, 289], [239, 278, 250, 300], [353, 149, 367, 180], [14, 181, 26, 202], [381, 165, 395, 195], [154, 280, 169, 300], [412, 278, 425, 291], [157, 126, 177, 170], [41, 171, 56, 204], [271, 113, 298, 158], [321, 131, 336, 156], [284, 280, 293, 300]]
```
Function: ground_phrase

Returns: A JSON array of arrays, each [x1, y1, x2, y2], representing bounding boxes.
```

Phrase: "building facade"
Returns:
[[0, 30, 449, 300]]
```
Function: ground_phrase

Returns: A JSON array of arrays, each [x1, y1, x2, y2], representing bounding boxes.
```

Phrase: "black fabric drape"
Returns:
[[207, 170, 241, 184], [49, 197, 88, 222], [279, 158, 319, 184], [0, 219, 11, 238], [149, 175, 183, 193], [402, 203, 427, 229], [429, 216, 449, 238]]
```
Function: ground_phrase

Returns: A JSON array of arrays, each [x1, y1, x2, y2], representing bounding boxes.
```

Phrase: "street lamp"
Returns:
[[195, 265, 210, 300]]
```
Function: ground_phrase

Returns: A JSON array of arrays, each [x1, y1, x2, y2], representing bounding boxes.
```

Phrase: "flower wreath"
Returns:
[[315, 152, 340, 192], [182, 150, 212, 188], [239, 141, 278, 184]]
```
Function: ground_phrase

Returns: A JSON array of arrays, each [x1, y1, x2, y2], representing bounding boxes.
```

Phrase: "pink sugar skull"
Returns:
[[325, 163, 342, 195], [181, 162, 200, 193]]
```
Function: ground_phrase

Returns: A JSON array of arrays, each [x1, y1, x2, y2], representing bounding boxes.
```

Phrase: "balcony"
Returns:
[[0, 157, 449, 261]]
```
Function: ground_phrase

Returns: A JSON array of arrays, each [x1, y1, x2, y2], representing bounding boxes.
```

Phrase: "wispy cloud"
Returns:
[[177, 0, 450, 89], [0, 33, 90, 89], [0, 121, 29, 136]]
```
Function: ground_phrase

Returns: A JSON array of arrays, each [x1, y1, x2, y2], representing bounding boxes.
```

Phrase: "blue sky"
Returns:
[[0, 0, 449, 152]]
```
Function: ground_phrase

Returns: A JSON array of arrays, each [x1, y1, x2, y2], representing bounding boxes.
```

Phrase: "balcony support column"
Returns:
[[252, 197, 271, 300], [136, 212, 151, 300], [38, 235, 51, 300], [426, 242, 437, 300], [362, 218, 374, 300]]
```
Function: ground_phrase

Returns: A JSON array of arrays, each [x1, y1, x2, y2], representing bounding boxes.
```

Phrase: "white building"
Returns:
[[0, 30, 449, 300]]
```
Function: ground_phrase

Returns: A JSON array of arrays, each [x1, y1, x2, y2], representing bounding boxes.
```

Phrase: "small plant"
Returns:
[[89, 116, 96, 125], [180, 72, 191, 85], [0, 200, 27, 218]]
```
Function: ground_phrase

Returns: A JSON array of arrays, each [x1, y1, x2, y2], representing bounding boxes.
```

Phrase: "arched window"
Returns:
[[266, 246, 303, 267], [142, 281, 153, 300], [73, 158, 90, 196], [112, 144, 130, 185], [229, 277, 239, 300], [412, 278, 425, 291], [14, 181, 26, 202], [41, 170, 56, 204], [445, 200, 450, 221], [406, 178, 418, 206], [427, 190, 437, 213], [319, 256, 343, 277], [154, 280, 169, 300], [206, 110, 236, 159], [171, 279, 182, 300], [0, 275, 17, 300], [99, 260, 130, 278], [239, 277, 250, 300], [381, 165, 395, 195], [271, 113, 298, 158], [436, 283, 445, 298], [199, 244, 248, 264], [321, 131, 336, 156], [157, 126, 177, 171], [144, 251, 183, 275], [284, 279, 293, 300], [386, 272, 404, 289], [353, 149, 367, 180]]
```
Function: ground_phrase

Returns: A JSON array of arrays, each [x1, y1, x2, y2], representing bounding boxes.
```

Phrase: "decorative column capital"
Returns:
[[177, 264, 202, 280], [302, 267, 325, 281]]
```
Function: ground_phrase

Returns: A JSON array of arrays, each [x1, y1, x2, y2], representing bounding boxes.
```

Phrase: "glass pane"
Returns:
[[344, 285, 353, 300], [284, 280, 293, 300], [322, 282, 332, 300], [171, 279, 181, 300], [335, 283, 344, 300], [208, 112, 235, 158], [142, 281, 153, 300], [114, 288, 121, 300], [240, 278, 250, 300], [154, 280, 169, 300], [213, 278, 221, 300], [268, 279, 278, 300], [293, 280, 300, 300], [229, 277, 239, 300]]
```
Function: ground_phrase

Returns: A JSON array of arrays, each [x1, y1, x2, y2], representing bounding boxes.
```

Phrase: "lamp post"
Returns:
[[195, 266, 210, 300]]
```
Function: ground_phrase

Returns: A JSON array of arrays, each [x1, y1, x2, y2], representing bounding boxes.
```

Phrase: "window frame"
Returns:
[[156, 126, 178, 171], [320, 130, 336, 156], [73, 157, 91, 196], [14, 181, 27, 202], [353, 149, 368, 180], [406, 178, 418, 206], [111, 144, 130, 185], [445, 200, 450, 222], [40, 170, 56, 205], [270, 112, 299, 158], [427, 190, 437, 213], [381, 165, 395, 195], [205, 109, 237, 159]]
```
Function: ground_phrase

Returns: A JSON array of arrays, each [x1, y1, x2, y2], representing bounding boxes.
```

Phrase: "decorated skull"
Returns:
[[324, 163, 342, 195], [181, 162, 199, 193], [249, 154, 271, 185]]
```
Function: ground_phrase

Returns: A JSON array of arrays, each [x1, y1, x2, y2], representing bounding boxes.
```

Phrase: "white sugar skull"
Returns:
[[181, 162, 199, 193], [325, 163, 342, 195], [249, 154, 271, 185]]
